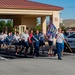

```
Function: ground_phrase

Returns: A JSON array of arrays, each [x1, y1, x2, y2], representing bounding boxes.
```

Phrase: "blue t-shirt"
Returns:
[[33, 34, 40, 42], [33, 34, 40, 47], [62, 34, 65, 45]]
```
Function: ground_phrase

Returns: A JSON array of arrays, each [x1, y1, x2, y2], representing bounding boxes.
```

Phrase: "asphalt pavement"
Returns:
[[0, 53, 75, 75]]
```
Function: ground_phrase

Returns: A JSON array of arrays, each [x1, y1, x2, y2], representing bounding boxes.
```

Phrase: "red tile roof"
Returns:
[[0, 0, 63, 11]]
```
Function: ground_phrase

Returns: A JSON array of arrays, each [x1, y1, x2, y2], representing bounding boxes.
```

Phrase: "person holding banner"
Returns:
[[47, 34, 54, 57], [55, 28, 64, 60], [47, 22, 57, 57]]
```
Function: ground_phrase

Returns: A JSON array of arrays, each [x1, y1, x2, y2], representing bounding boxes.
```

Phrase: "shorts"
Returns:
[[0, 41, 4, 44], [48, 41, 53, 46]]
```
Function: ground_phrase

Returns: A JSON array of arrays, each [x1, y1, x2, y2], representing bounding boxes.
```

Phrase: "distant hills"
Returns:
[[63, 19, 75, 28]]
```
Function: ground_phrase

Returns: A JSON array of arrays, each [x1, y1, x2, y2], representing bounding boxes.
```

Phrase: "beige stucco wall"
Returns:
[[13, 17, 21, 26], [0, 9, 53, 15], [21, 17, 36, 29], [41, 16, 46, 34], [52, 11, 60, 30]]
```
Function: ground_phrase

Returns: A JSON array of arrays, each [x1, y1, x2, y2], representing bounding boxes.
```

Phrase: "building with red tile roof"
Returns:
[[0, 0, 63, 10], [0, 0, 63, 34]]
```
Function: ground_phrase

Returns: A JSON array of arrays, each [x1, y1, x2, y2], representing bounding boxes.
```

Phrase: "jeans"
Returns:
[[56, 42, 62, 59], [20, 41, 29, 55], [34, 42, 40, 57]]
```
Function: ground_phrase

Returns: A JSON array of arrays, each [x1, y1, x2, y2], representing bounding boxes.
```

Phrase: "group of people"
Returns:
[[0, 30, 46, 57], [0, 28, 65, 60]]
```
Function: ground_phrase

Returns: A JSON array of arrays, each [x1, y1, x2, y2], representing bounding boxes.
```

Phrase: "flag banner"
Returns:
[[47, 23, 57, 37]]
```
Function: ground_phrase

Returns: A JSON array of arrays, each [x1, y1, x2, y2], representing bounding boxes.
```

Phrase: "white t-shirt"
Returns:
[[48, 35, 54, 41], [47, 34, 54, 41], [0, 34, 5, 41], [4, 34, 7, 39], [40, 33, 45, 38], [22, 33, 29, 42], [14, 35, 20, 42], [56, 33, 64, 43]]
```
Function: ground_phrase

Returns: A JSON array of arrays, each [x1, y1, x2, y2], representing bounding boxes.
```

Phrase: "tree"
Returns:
[[0, 20, 6, 32], [0, 20, 6, 27], [60, 22, 66, 31], [60, 23, 63, 26], [6, 20, 13, 27], [34, 25, 41, 31], [0, 20, 14, 33]]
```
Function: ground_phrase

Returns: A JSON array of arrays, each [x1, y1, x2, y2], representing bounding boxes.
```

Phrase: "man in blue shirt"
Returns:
[[33, 30, 40, 57]]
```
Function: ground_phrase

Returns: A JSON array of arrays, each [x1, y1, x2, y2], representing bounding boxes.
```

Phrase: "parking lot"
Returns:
[[0, 51, 75, 75], [0, 44, 74, 75]]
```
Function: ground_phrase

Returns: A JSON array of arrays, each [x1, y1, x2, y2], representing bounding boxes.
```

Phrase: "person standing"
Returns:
[[55, 28, 64, 60], [33, 30, 40, 57], [47, 34, 54, 57]]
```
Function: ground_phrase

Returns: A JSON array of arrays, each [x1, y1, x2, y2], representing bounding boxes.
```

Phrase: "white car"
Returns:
[[65, 33, 75, 49]]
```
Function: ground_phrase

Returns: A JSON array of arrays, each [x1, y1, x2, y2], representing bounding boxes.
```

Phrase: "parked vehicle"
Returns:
[[64, 33, 75, 52]]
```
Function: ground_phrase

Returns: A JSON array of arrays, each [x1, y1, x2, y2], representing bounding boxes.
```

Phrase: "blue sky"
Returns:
[[31, 0, 75, 20]]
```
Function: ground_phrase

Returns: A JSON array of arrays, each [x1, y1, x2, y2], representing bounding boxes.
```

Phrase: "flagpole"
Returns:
[[64, 40, 72, 52]]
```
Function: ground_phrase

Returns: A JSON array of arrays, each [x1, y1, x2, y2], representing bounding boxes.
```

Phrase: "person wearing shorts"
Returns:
[[47, 34, 54, 57]]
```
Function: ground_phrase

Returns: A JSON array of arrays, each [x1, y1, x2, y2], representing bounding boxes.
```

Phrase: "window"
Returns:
[[68, 34, 75, 38]]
